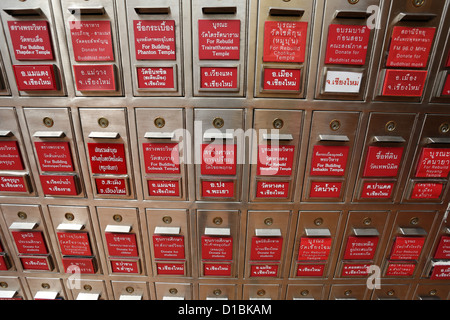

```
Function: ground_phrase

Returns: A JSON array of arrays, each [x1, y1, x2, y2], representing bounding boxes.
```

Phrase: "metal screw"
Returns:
[[330, 119, 341, 131], [162, 216, 172, 224], [257, 289, 266, 296], [273, 118, 284, 129], [385, 121, 396, 132], [314, 218, 323, 226], [126, 287, 134, 294], [439, 123, 450, 134], [363, 217, 372, 226], [41, 283, 50, 290], [65, 213, 75, 221], [410, 217, 419, 225], [264, 217, 274, 226], [98, 117, 109, 128], [300, 290, 309, 296], [113, 214, 123, 222], [213, 217, 223, 225], [154, 117, 166, 128], [169, 288, 178, 295], [17, 212, 27, 220], [84, 284, 92, 291], [413, 0, 425, 7], [212, 117, 224, 129], [43, 117, 54, 128], [213, 289, 222, 296]]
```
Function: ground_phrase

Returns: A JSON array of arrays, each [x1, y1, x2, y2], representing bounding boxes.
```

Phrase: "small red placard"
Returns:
[[343, 236, 379, 260], [201, 144, 236, 175], [386, 27, 435, 68], [0, 255, 8, 271], [250, 264, 279, 277], [416, 148, 450, 178], [110, 259, 140, 274], [40, 175, 78, 196], [263, 21, 308, 63], [34, 141, 73, 172], [202, 180, 234, 198], [156, 262, 184, 275], [385, 262, 416, 277], [325, 24, 370, 65], [8, 21, 54, 60], [134, 20, 175, 60], [198, 20, 240, 60], [442, 74, 450, 96], [69, 20, 114, 62], [309, 182, 342, 198], [105, 232, 138, 257], [434, 235, 450, 259], [153, 235, 185, 260], [200, 67, 238, 90], [296, 264, 325, 277], [203, 263, 232, 277], [143, 142, 180, 174], [411, 182, 443, 199], [137, 67, 175, 89], [148, 180, 180, 197], [57, 232, 92, 256], [250, 236, 283, 261], [382, 70, 427, 97], [390, 237, 425, 260], [298, 237, 332, 261], [95, 178, 128, 196], [20, 256, 51, 271], [73, 64, 116, 91], [12, 231, 48, 255], [263, 68, 301, 91], [256, 181, 289, 198], [0, 175, 28, 193], [430, 264, 450, 280], [62, 257, 95, 274], [341, 264, 371, 277], [360, 182, 394, 199], [201, 236, 233, 260], [310, 145, 349, 176], [257, 145, 295, 176], [13, 64, 57, 91], [0, 141, 24, 171], [363, 146, 404, 177], [87, 143, 127, 175]]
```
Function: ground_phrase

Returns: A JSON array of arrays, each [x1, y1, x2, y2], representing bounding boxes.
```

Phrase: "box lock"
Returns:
[[429, 289, 437, 296], [97, 117, 109, 128], [257, 289, 266, 296], [41, 283, 50, 290], [410, 217, 419, 225], [300, 290, 309, 296], [387, 290, 395, 296], [314, 218, 324, 226], [212, 117, 224, 129], [439, 123, 449, 134], [385, 121, 396, 132], [272, 118, 284, 129], [65, 213, 75, 221], [344, 290, 352, 296], [348, 0, 359, 4], [169, 288, 178, 295], [154, 117, 166, 129], [113, 215, 123, 223], [413, 0, 425, 7], [213, 289, 222, 296], [363, 217, 372, 226], [162, 216, 172, 224], [83, 284, 92, 292], [330, 120, 341, 131], [213, 217, 223, 225], [17, 211, 27, 220], [126, 287, 134, 294], [43, 117, 54, 128], [264, 218, 274, 226], [0, 282, 7, 289]]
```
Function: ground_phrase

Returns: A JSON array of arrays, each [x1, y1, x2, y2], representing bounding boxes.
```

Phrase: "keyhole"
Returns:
[[43, 117, 54, 128], [385, 121, 396, 132], [330, 119, 341, 131], [212, 117, 224, 129], [98, 117, 109, 128], [272, 118, 284, 129], [154, 117, 166, 128]]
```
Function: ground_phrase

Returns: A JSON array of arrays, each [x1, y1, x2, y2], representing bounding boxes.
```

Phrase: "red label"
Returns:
[[62, 257, 95, 274], [257, 145, 295, 176], [137, 67, 175, 89], [434, 236, 450, 259], [13, 64, 57, 91], [87, 143, 127, 174], [263, 68, 301, 91], [386, 262, 416, 277], [430, 264, 450, 280], [325, 24, 370, 65], [386, 27, 435, 68], [105, 233, 138, 257], [203, 263, 232, 276], [256, 181, 289, 198], [153, 235, 185, 260], [341, 264, 371, 277], [34, 141, 73, 172], [309, 182, 342, 198], [296, 264, 325, 277], [156, 262, 184, 275], [263, 21, 308, 63], [40, 175, 78, 196], [57, 232, 92, 256], [250, 236, 283, 261], [382, 69, 427, 97], [390, 237, 425, 260], [143, 142, 180, 174], [411, 182, 443, 199], [20, 256, 51, 271], [202, 180, 234, 198], [12, 231, 48, 254], [363, 146, 404, 177], [134, 20, 175, 60], [442, 74, 450, 96], [0, 255, 8, 271], [70, 21, 114, 61], [343, 236, 379, 260], [95, 178, 128, 196], [360, 182, 394, 199], [0, 141, 24, 171], [310, 145, 349, 176], [148, 180, 180, 197], [201, 144, 236, 175], [201, 236, 233, 260], [0, 175, 28, 193], [298, 237, 332, 261], [250, 264, 279, 277], [110, 259, 140, 274], [8, 21, 54, 60], [198, 20, 240, 60], [200, 67, 238, 90], [416, 148, 450, 178], [73, 64, 116, 91]]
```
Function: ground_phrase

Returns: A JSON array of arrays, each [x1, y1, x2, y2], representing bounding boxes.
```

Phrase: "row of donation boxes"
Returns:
[[0, 0, 448, 101], [1, 107, 450, 202], [0, 205, 449, 283]]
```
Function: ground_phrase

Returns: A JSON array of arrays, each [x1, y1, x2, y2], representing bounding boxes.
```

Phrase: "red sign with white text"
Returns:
[[137, 67, 175, 89], [12, 231, 48, 255], [13, 65, 57, 91], [382, 70, 427, 97], [263, 68, 301, 91], [203, 263, 232, 276], [0, 175, 28, 193], [411, 182, 443, 199], [341, 264, 371, 277], [257, 145, 295, 176], [70, 20, 114, 61], [134, 20, 175, 60], [73, 64, 116, 91], [0, 255, 8, 271], [35, 141, 73, 172], [143, 142, 180, 174], [57, 231, 92, 256], [298, 237, 332, 261], [198, 20, 240, 60], [105, 233, 138, 257], [110, 259, 139, 274], [250, 264, 279, 277], [62, 257, 95, 274], [40, 175, 79, 196], [201, 144, 236, 175], [256, 181, 289, 198], [201, 236, 233, 261], [156, 262, 184, 275], [153, 234, 185, 260], [434, 236, 450, 259], [390, 237, 425, 260], [88, 143, 127, 174], [8, 21, 54, 60], [343, 236, 379, 260], [148, 180, 180, 197], [0, 141, 24, 171], [386, 27, 435, 68], [415, 148, 450, 178], [200, 67, 238, 90], [95, 178, 128, 196], [263, 21, 308, 63], [386, 262, 416, 277], [325, 24, 370, 65], [360, 182, 394, 199], [309, 182, 342, 198], [442, 74, 450, 96], [202, 180, 234, 198], [20, 256, 51, 271], [430, 264, 450, 280], [250, 237, 283, 261], [363, 146, 404, 177], [296, 264, 325, 277], [310, 145, 349, 176]]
